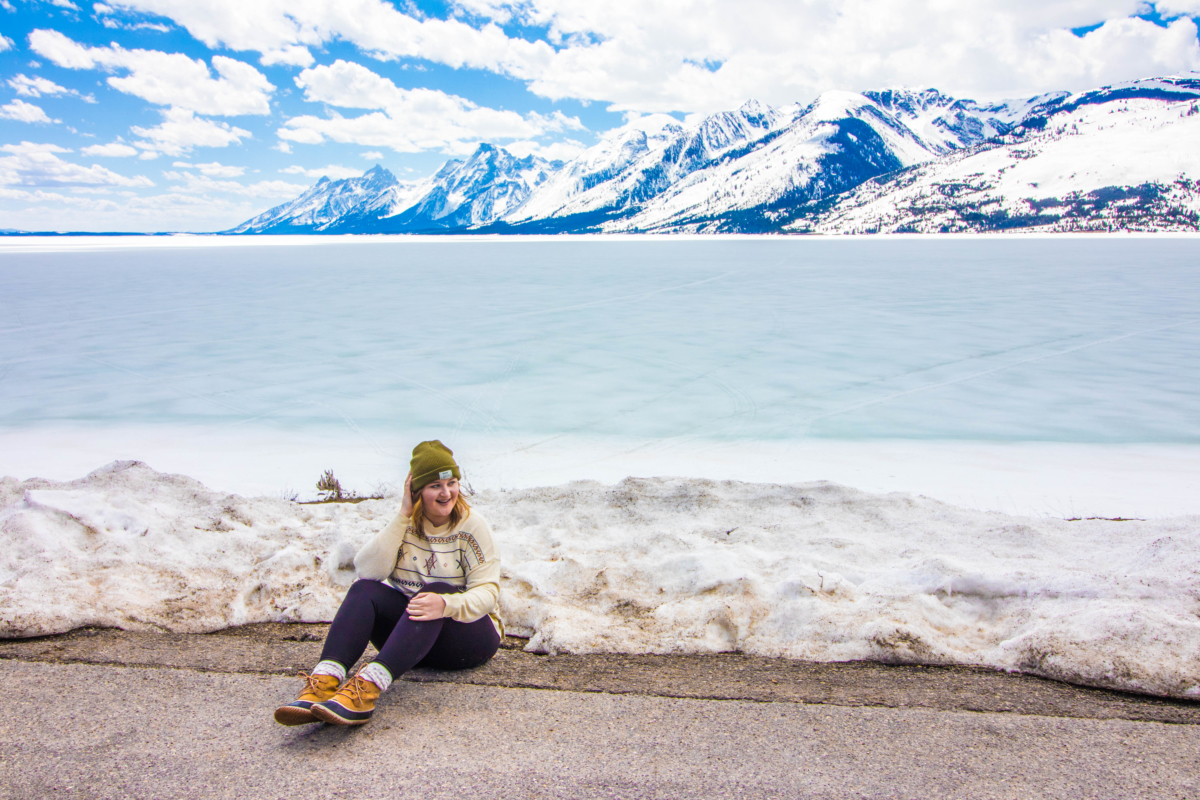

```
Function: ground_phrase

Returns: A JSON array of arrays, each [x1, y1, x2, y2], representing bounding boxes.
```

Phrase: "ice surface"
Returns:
[[3, 236, 1200, 517], [3, 461, 1197, 699]]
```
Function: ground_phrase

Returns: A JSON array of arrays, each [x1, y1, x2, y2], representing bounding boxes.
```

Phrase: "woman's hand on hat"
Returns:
[[400, 472, 414, 517], [407, 592, 446, 621]]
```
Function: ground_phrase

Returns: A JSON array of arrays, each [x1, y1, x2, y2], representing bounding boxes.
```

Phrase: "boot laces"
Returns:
[[298, 671, 329, 696], [344, 675, 369, 705]]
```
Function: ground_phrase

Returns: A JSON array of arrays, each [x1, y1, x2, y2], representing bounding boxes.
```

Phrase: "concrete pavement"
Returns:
[[1, 658, 1197, 800]]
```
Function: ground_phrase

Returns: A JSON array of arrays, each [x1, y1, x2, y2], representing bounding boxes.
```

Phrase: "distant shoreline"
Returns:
[[3, 230, 1200, 252]]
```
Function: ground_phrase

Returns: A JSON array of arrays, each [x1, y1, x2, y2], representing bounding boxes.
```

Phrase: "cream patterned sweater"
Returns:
[[353, 509, 502, 633]]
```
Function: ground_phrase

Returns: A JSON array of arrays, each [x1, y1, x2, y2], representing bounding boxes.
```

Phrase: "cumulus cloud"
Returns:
[[29, 28, 274, 115], [501, 0, 1200, 111], [0, 99, 58, 123], [279, 59, 584, 153], [130, 107, 251, 156], [8, 73, 96, 102], [171, 160, 244, 176], [96, 0, 553, 74], [0, 34, 13, 52], [64, 1, 1200, 112], [9, 74, 70, 97], [503, 138, 587, 161], [51, 0, 81, 9], [81, 142, 139, 156], [259, 45, 314, 67], [0, 183, 293, 232], [1157, 1, 1200, 13], [99, 17, 172, 32], [0, 141, 155, 187], [280, 164, 364, 179], [161, 169, 306, 197]]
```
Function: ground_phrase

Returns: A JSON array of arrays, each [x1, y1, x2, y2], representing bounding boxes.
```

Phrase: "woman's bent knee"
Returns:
[[347, 578, 387, 596]]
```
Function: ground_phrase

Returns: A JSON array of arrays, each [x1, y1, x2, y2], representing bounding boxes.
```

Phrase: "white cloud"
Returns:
[[0, 141, 154, 187], [130, 107, 252, 156], [259, 45, 314, 67], [1, 1, 16, 11], [1157, 1, 1200, 14], [450, 0, 517, 24], [503, 138, 586, 161], [8, 73, 97, 103], [0, 34, 12, 52], [29, 29, 274, 115], [279, 59, 582, 153], [81, 142, 139, 156], [52, 0, 81, 9], [280, 164, 364, 179], [172, 159, 244, 177], [162, 169, 306, 197], [72, 1, 1200, 114], [8, 74, 70, 97], [0, 99, 58, 123], [0, 184, 283, 232], [526, 109, 587, 132], [99, 0, 553, 76], [360, 150, 383, 159], [513, 0, 1200, 111]]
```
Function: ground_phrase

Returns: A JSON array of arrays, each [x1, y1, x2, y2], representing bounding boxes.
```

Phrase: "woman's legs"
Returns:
[[308, 579, 501, 726], [318, 578, 500, 676], [318, 579, 411, 673], [371, 581, 501, 677], [275, 580, 405, 726]]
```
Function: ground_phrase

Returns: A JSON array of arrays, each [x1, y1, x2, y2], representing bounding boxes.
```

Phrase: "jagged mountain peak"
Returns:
[[230, 75, 1200, 236]]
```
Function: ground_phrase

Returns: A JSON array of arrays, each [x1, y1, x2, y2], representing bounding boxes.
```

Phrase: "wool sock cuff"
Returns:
[[312, 659, 347, 682], [359, 661, 394, 692]]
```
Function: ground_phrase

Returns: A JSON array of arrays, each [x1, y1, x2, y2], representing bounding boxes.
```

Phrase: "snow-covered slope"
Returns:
[[595, 89, 1039, 233], [505, 102, 790, 225], [233, 147, 563, 234], [352, 144, 564, 232], [228, 165, 411, 233], [799, 77, 1200, 233], [229, 76, 1200, 235]]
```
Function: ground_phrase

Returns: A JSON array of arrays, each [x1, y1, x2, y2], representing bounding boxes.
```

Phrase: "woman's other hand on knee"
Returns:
[[407, 592, 446, 621]]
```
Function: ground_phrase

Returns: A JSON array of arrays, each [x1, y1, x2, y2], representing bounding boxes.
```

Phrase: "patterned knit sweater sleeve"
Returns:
[[353, 512, 409, 580]]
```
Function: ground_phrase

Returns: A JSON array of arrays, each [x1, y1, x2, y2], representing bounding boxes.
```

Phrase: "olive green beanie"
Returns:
[[410, 440, 460, 492]]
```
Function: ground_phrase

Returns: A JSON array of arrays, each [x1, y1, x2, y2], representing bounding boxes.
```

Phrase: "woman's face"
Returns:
[[420, 478, 459, 522]]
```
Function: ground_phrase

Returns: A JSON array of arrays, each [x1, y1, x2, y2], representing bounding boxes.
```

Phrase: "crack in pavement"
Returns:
[[2, 624, 1197, 725]]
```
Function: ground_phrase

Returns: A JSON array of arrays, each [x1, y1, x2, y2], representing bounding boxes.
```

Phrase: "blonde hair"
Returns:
[[411, 492, 471, 538]]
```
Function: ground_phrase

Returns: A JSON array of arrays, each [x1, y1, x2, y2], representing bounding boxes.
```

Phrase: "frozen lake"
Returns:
[[2, 235, 1199, 515]]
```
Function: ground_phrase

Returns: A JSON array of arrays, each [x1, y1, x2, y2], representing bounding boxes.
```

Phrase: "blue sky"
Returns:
[[2, 0, 1199, 232]]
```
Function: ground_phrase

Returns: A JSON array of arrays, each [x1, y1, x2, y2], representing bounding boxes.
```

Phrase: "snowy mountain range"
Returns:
[[230, 76, 1200, 235]]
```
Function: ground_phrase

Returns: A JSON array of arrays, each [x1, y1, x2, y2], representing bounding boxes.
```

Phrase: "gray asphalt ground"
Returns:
[[1, 627, 1198, 799]]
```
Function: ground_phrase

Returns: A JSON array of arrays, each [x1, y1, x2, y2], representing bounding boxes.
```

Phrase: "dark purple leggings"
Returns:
[[320, 579, 500, 678]]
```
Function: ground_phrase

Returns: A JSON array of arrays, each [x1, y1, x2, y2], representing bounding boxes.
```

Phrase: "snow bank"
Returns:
[[3, 462, 1198, 698]]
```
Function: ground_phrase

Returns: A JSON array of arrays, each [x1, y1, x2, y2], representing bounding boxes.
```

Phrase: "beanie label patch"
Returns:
[[438, 470, 453, 479]]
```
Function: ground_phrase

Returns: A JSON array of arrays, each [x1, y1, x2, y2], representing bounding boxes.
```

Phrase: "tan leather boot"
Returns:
[[310, 674, 381, 726], [274, 672, 341, 726]]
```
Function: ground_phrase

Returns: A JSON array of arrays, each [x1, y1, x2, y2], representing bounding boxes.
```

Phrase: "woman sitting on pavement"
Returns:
[[275, 440, 502, 727]]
